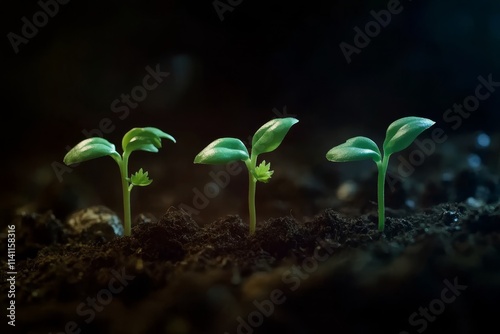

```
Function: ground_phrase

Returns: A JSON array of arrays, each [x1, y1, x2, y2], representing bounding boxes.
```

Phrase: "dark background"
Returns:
[[2, 0, 500, 226]]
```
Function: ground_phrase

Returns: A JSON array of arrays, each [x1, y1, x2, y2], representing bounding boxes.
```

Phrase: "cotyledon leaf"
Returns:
[[326, 136, 381, 163], [64, 137, 117, 165], [194, 137, 250, 164], [383, 117, 435, 156]]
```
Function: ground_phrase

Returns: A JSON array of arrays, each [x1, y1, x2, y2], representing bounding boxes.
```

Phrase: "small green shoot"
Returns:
[[194, 117, 299, 235], [63, 127, 176, 236], [326, 116, 435, 231]]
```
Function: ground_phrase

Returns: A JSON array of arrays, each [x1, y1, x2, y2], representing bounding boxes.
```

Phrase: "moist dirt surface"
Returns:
[[2, 192, 500, 334]]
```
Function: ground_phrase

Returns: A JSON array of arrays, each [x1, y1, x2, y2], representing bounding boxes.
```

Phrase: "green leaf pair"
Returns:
[[64, 127, 176, 236], [326, 116, 435, 231], [194, 117, 299, 234], [193, 117, 299, 164], [64, 127, 175, 166]]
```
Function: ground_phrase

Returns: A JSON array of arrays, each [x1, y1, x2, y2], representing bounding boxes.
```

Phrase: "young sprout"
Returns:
[[326, 116, 435, 231], [63, 127, 176, 236], [194, 117, 299, 235]]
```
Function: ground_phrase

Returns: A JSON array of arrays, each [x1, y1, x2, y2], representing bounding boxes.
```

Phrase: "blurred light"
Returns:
[[441, 171, 454, 182], [466, 197, 484, 208], [405, 199, 415, 209], [337, 180, 357, 201], [467, 154, 481, 169], [476, 132, 490, 148]]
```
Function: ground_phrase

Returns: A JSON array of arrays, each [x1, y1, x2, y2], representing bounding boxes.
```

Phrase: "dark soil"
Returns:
[[2, 193, 500, 333]]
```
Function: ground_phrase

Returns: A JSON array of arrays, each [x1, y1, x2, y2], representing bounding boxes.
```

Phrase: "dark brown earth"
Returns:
[[2, 192, 500, 334]]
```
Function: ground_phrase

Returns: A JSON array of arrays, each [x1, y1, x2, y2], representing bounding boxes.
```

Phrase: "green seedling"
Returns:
[[326, 116, 435, 231], [63, 127, 176, 236], [194, 117, 299, 235]]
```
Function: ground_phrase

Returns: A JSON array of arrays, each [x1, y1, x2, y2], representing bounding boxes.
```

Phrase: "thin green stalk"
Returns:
[[120, 153, 132, 236], [376, 155, 390, 231], [246, 155, 258, 235]]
